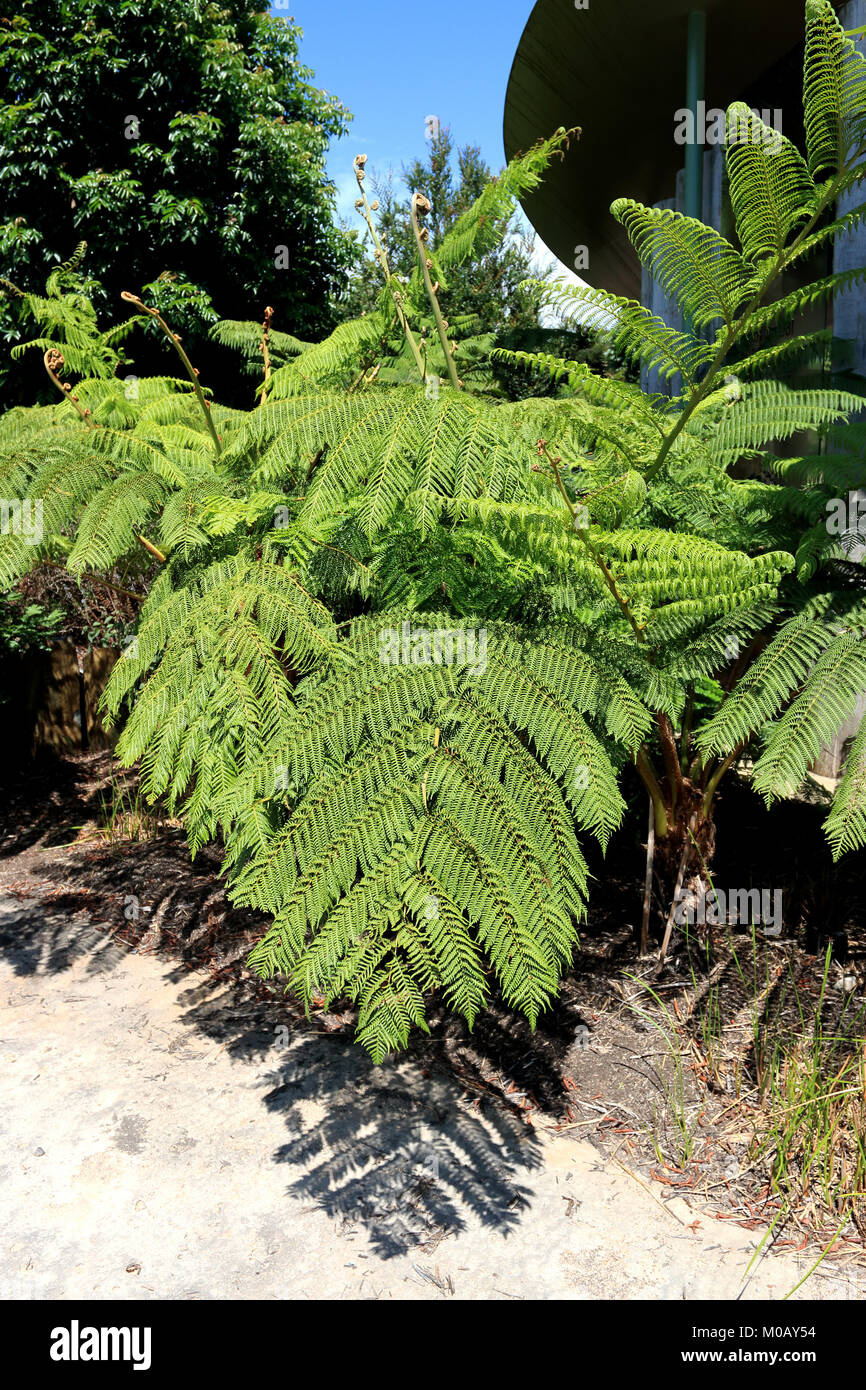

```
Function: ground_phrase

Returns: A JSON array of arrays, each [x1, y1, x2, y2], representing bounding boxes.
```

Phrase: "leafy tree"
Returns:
[[2, 2, 865, 1060], [0, 0, 353, 405], [337, 124, 556, 335], [0, 592, 64, 657], [336, 125, 636, 397]]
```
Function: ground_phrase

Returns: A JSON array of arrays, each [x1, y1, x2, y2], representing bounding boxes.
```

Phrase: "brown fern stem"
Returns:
[[43, 350, 96, 427], [136, 535, 167, 564], [410, 193, 461, 390], [353, 155, 426, 382], [259, 305, 274, 405], [120, 291, 222, 456], [657, 711, 685, 810]]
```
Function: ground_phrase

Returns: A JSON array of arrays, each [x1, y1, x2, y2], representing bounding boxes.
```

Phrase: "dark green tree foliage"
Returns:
[[0, 592, 64, 656], [0, 0, 352, 403]]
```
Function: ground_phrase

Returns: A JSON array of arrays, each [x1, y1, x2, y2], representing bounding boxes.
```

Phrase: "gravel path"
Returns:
[[0, 896, 861, 1301]]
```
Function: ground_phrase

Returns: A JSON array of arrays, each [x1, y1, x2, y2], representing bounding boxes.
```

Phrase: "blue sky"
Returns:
[[271, 1, 542, 232]]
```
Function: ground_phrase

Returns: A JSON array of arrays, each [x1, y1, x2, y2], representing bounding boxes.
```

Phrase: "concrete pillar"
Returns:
[[834, 1, 866, 379], [640, 197, 682, 398], [813, 693, 866, 779]]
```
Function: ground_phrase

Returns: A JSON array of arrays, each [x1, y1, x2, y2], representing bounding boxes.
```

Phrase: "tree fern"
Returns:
[[2, 243, 143, 382], [3, 0, 865, 1060]]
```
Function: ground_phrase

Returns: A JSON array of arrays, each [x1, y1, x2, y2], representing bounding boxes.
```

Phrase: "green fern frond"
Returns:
[[824, 714, 866, 857], [534, 280, 715, 385], [725, 103, 817, 262], [726, 329, 833, 379], [700, 381, 863, 464], [209, 318, 311, 373], [752, 634, 866, 800], [611, 200, 753, 333], [742, 265, 866, 340], [804, 0, 866, 180], [406, 128, 573, 307], [697, 615, 838, 756], [265, 315, 387, 397]]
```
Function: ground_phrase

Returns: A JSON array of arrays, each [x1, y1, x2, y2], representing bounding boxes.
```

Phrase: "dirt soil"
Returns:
[[1, 751, 864, 1300]]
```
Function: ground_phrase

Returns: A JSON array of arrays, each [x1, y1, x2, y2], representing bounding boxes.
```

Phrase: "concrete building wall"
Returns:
[[834, 1, 866, 376], [640, 147, 725, 398], [637, 50, 866, 782]]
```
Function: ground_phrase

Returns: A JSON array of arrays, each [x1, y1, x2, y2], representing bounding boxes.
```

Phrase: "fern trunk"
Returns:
[[641, 745, 718, 949]]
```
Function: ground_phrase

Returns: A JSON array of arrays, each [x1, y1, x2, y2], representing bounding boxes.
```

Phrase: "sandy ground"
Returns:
[[1, 895, 862, 1302]]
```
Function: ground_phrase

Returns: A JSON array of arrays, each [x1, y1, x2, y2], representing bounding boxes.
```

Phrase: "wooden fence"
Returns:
[[1, 642, 118, 762], [0, 641, 859, 784]]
